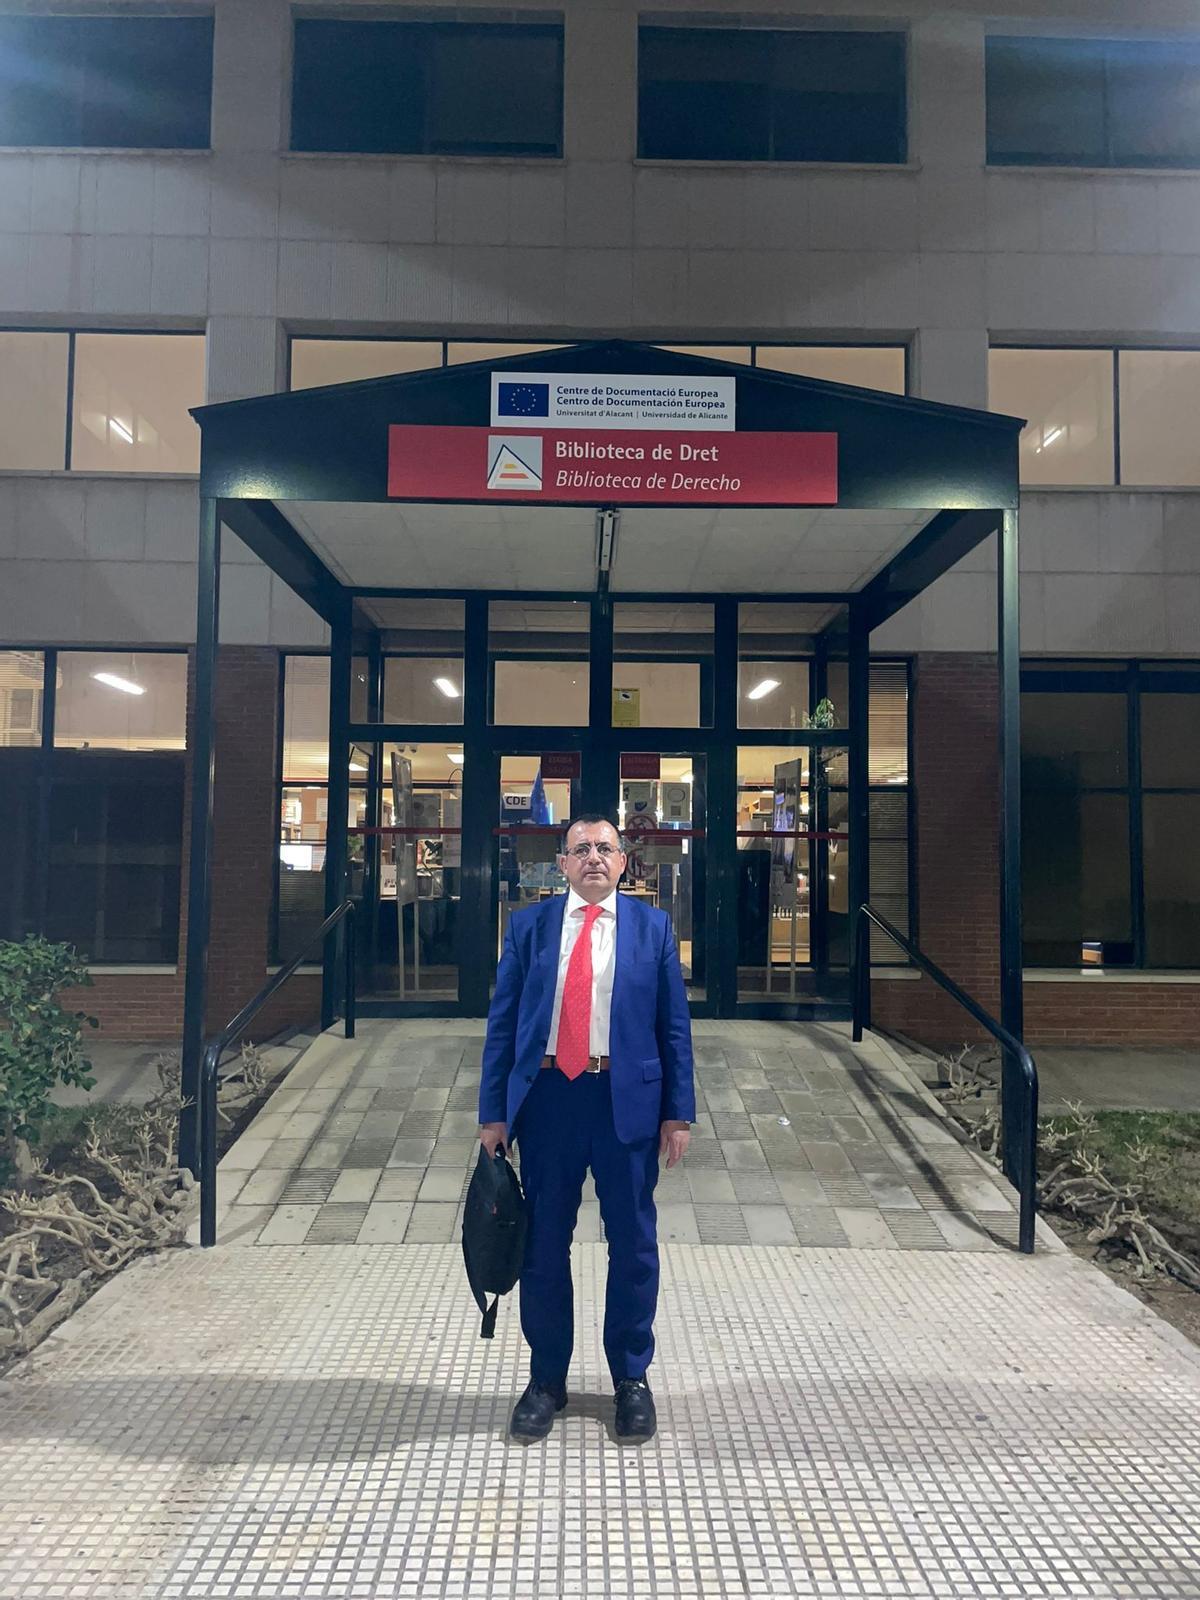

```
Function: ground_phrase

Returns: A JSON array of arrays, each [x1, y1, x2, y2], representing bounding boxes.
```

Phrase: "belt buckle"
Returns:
[[586, 1055, 603, 1074]]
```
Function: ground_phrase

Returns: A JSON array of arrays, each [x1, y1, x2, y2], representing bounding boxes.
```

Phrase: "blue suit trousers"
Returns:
[[514, 1067, 660, 1386]]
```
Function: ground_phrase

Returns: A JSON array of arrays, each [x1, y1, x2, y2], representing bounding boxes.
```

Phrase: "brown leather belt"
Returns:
[[542, 1054, 610, 1073]]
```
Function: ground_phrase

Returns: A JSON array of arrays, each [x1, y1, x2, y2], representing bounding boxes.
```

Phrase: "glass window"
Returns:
[[446, 343, 564, 366], [736, 746, 812, 996], [54, 652, 186, 752], [989, 348, 1115, 486], [71, 334, 204, 474], [1143, 795, 1200, 966], [490, 600, 589, 726], [0, 650, 45, 748], [638, 25, 907, 164], [385, 659, 465, 725], [0, 14, 212, 149], [987, 35, 1200, 169], [739, 603, 830, 729], [0, 753, 38, 940], [1141, 692, 1200, 787], [291, 19, 563, 156], [613, 602, 713, 729], [1021, 692, 1126, 788], [290, 340, 442, 391], [1022, 789, 1132, 967], [45, 753, 184, 964], [656, 345, 752, 365], [0, 333, 69, 470], [755, 346, 906, 395], [352, 599, 468, 725], [1119, 351, 1200, 487], [282, 656, 330, 782]]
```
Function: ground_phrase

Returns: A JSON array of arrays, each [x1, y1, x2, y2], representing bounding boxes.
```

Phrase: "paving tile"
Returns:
[[279, 1168, 339, 1204], [439, 1109, 483, 1136], [884, 1210, 952, 1250], [404, 1202, 459, 1242], [395, 1109, 444, 1136], [211, 1204, 275, 1248], [684, 1168, 737, 1203], [729, 1172, 783, 1204], [345, 1139, 394, 1168], [859, 1172, 923, 1210], [771, 1170, 826, 1207], [835, 1208, 900, 1250], [356, 1201, 414, 1243], [694, 1204, 751, 1244], [429, 1136, 476, 1165], [417, 1168, 465, 1202], [802, 1140, 854, 1173], [328, 1167, 383, 1204], [374, 1168, 423, 1202], [683, 1140, 727, 1169], [386, 1137, 436, 1167], [721, 1139, 769, 1171], [232, 1167, 289, 1207], [301, 1138, 354, 1168], [216, 1137, 274, 1173], [789, 1206, 851, 1246], [574, 1201, 603, 1242], [306, 1203, 370, 1243], [742, 1205, 798, 1245], [656, 1202, 701, 1243], [256, 1204, 321, 1244], [762, 1142, 813, 1171], [930, 1210, 999, 1251]]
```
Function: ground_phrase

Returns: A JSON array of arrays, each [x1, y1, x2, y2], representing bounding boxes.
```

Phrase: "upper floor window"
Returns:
[[290, 16, 564, 156], [0, 14, 212, 149], [0, 331, 203, 474], [638, 24, 907, 164], [987, 35, 1200, 169]]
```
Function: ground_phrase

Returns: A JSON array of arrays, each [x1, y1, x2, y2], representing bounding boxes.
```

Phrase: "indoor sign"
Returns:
[[387, 425, 838, 507]]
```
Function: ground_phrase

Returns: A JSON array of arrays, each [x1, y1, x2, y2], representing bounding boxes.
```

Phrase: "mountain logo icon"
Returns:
[[487, 435, 543, 491]]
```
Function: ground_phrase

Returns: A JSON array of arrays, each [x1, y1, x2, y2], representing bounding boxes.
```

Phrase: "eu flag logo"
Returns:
[[497, 382, 550, 419]]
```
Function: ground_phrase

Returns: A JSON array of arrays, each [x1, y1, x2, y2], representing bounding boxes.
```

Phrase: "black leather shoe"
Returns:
[[614, 1377, 657, 1442], [509, 1379, 568, 1441]]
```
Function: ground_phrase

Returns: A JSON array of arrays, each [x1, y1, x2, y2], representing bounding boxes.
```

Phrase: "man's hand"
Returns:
[[659, 1120, 690, 1168], [480, 1121, 508, 1158]]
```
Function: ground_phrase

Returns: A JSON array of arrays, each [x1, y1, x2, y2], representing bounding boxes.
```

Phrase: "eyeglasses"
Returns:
[[564, 842, 623, 860]]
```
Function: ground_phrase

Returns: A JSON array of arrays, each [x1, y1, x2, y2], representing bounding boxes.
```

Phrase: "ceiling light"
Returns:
[[447, 752, 465, 764], [349, 762, 367, 772], [746, 677, 780, 701], [887, 774, 907, 784], [109, 417, 134, 445], [1034, 424, 1064, 455], [92, 671, 145, 696], [434, 677, 460, 698]]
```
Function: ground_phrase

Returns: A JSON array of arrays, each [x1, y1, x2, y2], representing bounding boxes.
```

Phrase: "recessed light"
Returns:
[[92, 671, 145, 695], [746, 677, 780, 701], [434, 677, 460, 698], [447, 752, 465, 764], [108, 417, 134, 445]]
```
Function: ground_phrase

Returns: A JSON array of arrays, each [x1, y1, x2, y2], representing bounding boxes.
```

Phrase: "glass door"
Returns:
[[353, 740, 465, 1000], [494, 753, 581, 961], [617, 752, 706, 1000]]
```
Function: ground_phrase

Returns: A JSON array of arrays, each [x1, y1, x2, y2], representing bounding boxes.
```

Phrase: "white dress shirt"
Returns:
[[546, 888, 618, 1057]]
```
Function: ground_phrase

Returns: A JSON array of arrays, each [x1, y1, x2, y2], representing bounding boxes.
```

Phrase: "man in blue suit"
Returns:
[[478, 814, 695, 1444]]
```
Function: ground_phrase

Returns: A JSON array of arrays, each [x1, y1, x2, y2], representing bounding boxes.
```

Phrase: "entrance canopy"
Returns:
[[192, 339, 1021, 630]]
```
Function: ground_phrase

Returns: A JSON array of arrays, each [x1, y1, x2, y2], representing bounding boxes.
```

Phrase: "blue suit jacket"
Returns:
[[478, 892, 696, 1145]]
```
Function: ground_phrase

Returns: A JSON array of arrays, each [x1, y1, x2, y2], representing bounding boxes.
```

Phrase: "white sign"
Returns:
[[491, 373, 735, 432]]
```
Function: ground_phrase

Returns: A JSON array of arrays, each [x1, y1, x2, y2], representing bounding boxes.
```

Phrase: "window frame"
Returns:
[[0, 645, 188, 965], [0, 327, 205, 475], [636, 20, 909, 166], [989, 342, 1200, 488], [986, 32, 1200, 172], [1020, 659, 1200, 970], [0, 11, 214, 152], [289, 14, 565, 158]]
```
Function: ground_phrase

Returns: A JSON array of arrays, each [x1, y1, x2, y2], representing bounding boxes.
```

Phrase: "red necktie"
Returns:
[[555, 904, 604, 1079]]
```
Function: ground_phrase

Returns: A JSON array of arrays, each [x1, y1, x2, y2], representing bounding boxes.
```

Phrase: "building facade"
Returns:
[[1, 0, 1197, 1049]]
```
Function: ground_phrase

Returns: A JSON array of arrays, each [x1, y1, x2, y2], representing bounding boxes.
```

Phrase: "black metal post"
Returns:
[[848, 602, 871, 1034], [180, 496, 221, 1178], [344, 906, 357, 1039], [998, 506, 1036, 1242], [322, 593, 353, 1030]]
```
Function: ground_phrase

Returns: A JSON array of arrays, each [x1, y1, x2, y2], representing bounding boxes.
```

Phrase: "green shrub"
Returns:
[[0, 937, 97, 1179]]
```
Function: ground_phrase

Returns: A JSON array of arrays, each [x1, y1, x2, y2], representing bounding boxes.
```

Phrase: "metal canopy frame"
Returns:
[[183, 340, 1024, 1174]]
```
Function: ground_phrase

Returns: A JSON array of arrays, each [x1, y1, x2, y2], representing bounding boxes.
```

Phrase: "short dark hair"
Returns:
[[561, 813, 626, 850]]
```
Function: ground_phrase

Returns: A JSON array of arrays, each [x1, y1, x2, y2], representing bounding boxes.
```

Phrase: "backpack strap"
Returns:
[[481, 1295, 500, 1340]]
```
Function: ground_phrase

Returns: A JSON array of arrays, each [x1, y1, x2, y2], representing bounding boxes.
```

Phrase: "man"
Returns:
[[478, 814, 694, 1444]]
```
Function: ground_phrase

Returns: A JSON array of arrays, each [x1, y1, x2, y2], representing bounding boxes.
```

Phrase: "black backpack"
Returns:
[[462, 1143, 528, 1338]]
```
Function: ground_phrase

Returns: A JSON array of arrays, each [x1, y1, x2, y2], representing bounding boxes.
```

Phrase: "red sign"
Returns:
[[539, 752, 581, 780], [620, 753, 662, 779], [388, 426, 837, 505]]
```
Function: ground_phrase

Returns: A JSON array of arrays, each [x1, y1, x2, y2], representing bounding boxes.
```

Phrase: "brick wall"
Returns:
[[872, 651, 1200, 1051]]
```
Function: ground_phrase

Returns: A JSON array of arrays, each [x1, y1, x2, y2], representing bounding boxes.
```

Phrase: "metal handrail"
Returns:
[[852, 903, 1038, 1255], [199, 899, 356, 1247]]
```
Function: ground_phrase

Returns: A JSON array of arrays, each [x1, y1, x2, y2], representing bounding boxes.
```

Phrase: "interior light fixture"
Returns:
[[434, 677, 460, 698], [109, 417, 134, 445], [746, 677, 780, 701], [887, 774, 907, 784], [1034, 424, 1064, 455], [447, 752, 465, 764], [349, 762, 367, 772], [92, 671, 145, 696]]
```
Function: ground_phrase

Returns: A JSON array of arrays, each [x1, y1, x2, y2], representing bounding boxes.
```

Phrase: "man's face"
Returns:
[[559, 820, 627, 903]]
